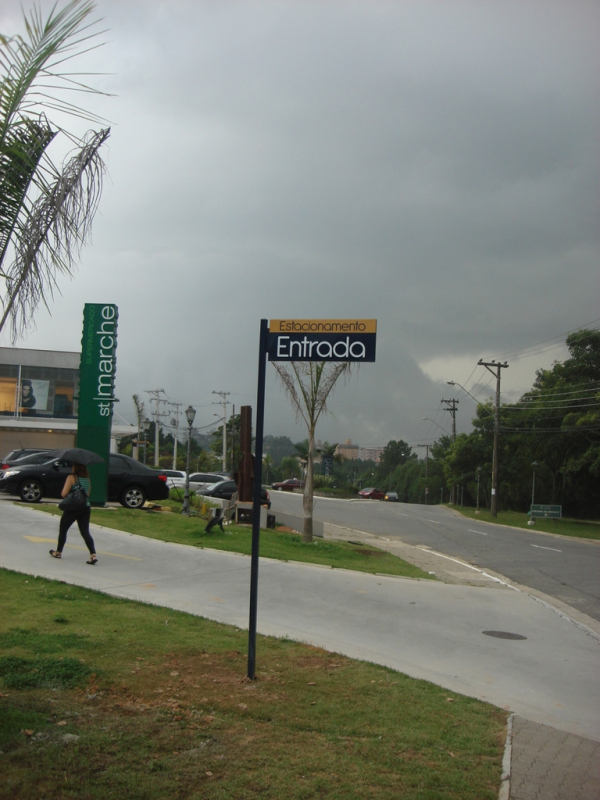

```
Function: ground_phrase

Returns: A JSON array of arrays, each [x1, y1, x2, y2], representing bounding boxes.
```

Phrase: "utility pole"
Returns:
[[441, 398, 459, 441], [212, 390, 230, 472], [417, 444, 429, 504], [169, 402, 182, 469], [477, 359, 509, 517], [441, 397, 458, 504], [145, 389, 167, 468]]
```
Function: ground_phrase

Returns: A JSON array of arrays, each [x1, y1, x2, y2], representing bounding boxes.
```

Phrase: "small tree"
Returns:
[[273, 361, 350, 541]]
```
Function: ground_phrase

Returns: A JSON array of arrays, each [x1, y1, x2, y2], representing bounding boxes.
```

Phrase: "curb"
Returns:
[[498, 713, 514, 800]]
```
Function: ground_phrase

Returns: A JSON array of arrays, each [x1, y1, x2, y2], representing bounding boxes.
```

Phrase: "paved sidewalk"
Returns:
[[510, 716, 600, 800], [1, 501, 599, 799]]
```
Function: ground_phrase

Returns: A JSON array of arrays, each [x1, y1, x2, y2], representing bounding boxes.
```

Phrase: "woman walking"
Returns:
[[49, 462, 98, 565]]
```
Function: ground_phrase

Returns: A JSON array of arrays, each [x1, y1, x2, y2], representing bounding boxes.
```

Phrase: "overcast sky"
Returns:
[[1, 0, 598, 449]]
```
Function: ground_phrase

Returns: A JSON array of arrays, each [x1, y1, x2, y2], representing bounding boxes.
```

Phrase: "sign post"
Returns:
[[247, 319, 376, 679], [76, 303, 118, 506]]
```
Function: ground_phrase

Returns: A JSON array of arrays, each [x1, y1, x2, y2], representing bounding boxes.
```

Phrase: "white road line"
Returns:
[[531, 544, 562, 553], [427, 520, 441, 524], [468, 529, 489, 536]]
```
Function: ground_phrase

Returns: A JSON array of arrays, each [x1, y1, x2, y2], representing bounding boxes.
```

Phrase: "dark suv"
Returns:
[[0, 453, 169, 509]]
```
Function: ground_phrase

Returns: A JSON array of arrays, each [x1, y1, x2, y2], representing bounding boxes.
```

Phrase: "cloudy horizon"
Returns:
[[1, 0, 598, 450]]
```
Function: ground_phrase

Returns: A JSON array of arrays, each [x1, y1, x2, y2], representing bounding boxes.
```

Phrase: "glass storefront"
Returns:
[[0, 364, 79, 419]]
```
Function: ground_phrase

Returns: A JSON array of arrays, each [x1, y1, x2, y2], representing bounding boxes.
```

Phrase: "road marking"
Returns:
[[427, 520, 441, 524], [23, 535, 142, 560], [531, 544, 562, 553], [468, 529, 489, 536], [397, 512, 409, 516]]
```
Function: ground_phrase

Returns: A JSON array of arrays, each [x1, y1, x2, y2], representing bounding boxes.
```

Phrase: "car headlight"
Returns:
[[3, 469, 21, 477]]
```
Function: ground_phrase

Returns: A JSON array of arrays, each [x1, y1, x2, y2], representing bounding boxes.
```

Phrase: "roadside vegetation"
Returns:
[[26, 502, 432, 580], [448, 507, 600, 541], [0, 568, 506, 799]]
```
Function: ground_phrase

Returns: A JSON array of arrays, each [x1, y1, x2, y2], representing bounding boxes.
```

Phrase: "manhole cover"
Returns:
[[482, 631, 527, 640]]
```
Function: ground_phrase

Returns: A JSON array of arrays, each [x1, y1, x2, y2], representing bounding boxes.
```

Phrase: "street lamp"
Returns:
[[476, 466, 482, 514], [528, 461, 538, 526], [142, 418, 151, 465], [182, 405, 196, 516]]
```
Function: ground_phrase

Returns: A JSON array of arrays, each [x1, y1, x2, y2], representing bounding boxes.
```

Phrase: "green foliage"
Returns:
[[280, 455, 301, 479], [441, 330, 600, 517]]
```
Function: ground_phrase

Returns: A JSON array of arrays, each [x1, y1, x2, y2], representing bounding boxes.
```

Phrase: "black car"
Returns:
[[200, 480, 271, 509], [0, 453, 170, 509], [1, 448, 51, 470]]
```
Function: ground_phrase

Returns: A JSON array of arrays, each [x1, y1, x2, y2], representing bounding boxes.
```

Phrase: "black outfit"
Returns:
[[57, 478, 95, 555], [58, 507, 95, 554]]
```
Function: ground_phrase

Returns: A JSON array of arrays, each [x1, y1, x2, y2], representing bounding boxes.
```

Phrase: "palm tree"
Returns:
[[0, 0, 110, 341], [273, 361, 350, 541], [262, 453, 274, 484]]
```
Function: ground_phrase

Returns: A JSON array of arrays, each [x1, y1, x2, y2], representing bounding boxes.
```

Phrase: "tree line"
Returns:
[[374, 330, 600, 518]]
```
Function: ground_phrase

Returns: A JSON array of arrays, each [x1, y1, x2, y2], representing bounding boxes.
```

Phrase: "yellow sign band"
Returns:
[[269, 319, 377, 334]]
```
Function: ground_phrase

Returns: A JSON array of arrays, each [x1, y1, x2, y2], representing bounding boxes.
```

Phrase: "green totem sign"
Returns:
[[76, 303, 118, 505]]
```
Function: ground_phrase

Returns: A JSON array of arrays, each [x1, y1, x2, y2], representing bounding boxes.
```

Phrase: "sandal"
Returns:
[[86, 556, 98, 565], [49, 550, 61, 559]]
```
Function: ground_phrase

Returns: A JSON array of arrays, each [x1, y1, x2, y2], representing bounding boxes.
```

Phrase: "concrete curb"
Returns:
[[498, 713, 514, 800]]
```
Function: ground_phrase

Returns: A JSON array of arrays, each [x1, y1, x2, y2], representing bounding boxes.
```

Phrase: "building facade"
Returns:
[[0, 347, 133, 455]]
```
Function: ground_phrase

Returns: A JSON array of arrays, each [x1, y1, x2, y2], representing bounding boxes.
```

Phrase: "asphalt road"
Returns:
[[270, 492, 600, 623]]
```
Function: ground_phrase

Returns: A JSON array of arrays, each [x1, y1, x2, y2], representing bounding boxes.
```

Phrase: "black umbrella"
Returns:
[[48, 447, 105, 465]]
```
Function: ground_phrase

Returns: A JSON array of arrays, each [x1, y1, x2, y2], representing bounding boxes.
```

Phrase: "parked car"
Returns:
[[271, 478, 304, 492], [0, 453, 169, 509], [358, 487, 385, 500], [272, 477, 305, 491], [384, 491, 399, 502], [170, 472, 227, 494], [200, 479, 271, 509], [2, 448, 51, 470], [160, 469, 187, 488]]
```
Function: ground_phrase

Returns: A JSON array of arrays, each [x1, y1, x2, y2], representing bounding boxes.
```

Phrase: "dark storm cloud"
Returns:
[[1, 0, 597, 444]]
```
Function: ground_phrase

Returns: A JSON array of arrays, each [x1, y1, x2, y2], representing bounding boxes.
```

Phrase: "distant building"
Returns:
[[359, 446, 384, 464], [0, 347, 134, 455], [335, 439, 360, 460]]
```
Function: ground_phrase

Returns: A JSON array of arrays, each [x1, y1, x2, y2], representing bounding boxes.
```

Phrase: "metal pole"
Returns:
[[476, 468, 481, 513], [248, 319, 268, 680], [478, 361, 508, 517], [182, 420, 192, 515], [529, 461, 537, 526]]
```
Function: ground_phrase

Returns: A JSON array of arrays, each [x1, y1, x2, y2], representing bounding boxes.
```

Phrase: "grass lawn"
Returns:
[[26, 502, 432, 580], [0, 568, 506, 799], [448, 506, 600, 541]]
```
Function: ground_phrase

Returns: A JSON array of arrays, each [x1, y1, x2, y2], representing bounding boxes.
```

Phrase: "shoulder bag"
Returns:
[[58, 480, 88, 512]]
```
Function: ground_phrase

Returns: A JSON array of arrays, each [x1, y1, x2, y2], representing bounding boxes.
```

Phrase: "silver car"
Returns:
[[170, 472, 227, 494]]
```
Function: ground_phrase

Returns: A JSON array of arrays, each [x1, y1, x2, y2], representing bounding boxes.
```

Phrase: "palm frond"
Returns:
[[0, 126, 109, 340]]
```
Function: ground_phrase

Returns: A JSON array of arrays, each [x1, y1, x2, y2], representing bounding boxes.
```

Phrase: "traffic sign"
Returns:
[[530, 504, 562, 519]]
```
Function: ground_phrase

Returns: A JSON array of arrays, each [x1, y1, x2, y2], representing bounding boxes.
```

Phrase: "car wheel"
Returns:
[[19, 479, 43, 503], [121, 486, 146, 509]]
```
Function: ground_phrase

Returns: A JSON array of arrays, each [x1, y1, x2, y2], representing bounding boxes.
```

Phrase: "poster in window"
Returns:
[[20, 380, 50, 411]]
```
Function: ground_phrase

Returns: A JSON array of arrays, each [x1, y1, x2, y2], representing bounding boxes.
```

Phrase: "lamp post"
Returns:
[[528, 461, 538, 526], [476, 466, 482, 514], [142, 418, 151, 465], [181, 405, 196, 516]]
